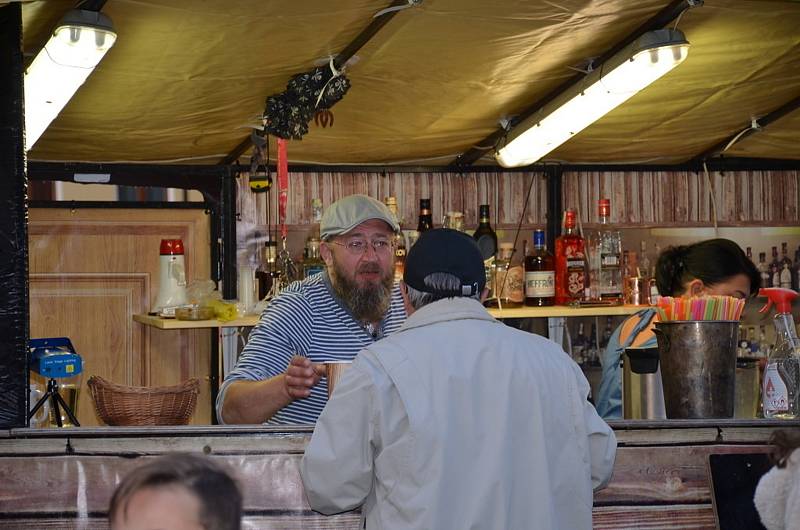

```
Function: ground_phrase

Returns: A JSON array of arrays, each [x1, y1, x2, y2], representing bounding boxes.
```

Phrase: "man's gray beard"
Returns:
[[329, 258, 393, 323]]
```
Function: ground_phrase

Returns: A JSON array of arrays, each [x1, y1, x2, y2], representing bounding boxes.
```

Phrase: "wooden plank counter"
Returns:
[[133, 304, 644, 329], [1, 420, 795, 529]]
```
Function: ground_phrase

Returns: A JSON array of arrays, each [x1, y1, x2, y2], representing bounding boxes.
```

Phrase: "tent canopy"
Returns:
[[17, 0, 800, 167]]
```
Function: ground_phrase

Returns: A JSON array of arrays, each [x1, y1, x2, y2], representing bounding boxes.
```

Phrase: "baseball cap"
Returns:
[[403, 228, 486, 297], [320, 194, 400, 240]]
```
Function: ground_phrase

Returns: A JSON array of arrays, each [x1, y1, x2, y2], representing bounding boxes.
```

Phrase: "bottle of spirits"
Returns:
[[493, 242, 524, 308], [779, 243, 793, 289], [417, 198, 433, 233], [794, 248, 800, 292], [384, 197, 406, 284], [572, 321, 588, 365], [770, 246, 780, 288], [587, 322, 599, 365], [473, 204, 498, 261], [746, 246, 753, 263], [524, 229, 555, 306], [758, 252, 771, 289], [592, 198, 622, 303], [554, 208, 586, 305]]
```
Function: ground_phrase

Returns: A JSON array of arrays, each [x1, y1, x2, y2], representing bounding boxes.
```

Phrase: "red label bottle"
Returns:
[[555, 209, 586, 305]]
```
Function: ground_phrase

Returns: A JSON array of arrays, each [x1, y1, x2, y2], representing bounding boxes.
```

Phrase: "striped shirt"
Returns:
[[216, 272, 406, 425]]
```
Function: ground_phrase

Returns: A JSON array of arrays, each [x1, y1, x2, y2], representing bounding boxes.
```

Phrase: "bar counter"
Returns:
[[2, 419, 797, 529]]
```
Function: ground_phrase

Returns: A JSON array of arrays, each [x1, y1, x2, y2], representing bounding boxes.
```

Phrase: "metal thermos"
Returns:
[[622, 346, 666, 420]]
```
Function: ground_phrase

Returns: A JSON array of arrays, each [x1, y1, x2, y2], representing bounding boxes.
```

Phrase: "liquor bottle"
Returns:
[[780, 242, 793, 269], [384, 197, 406, 284], [572, 321, 588, 365], [493, 242, 524, 308], [794, 248, 800, 292], [524, 229, 555, 306], [554, 208, 586, 305], [417, 198, 433, 233], [473, 204, 498, 261], [587, 322, 599, 365], [758, 252, 771, 289], [770, 246, 780, 288], [748, 326, 760, 356], [592, 198, 622, 303], [779, 243, 793, 289], [746, 246, 753, 263]]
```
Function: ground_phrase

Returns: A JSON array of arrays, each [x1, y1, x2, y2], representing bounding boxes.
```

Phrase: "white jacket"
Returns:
[[301, 297, 616, 530], [755, 449, 800, 530]]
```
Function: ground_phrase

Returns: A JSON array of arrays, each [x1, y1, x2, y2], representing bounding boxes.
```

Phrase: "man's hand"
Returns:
[[284, 355, 326, 399]]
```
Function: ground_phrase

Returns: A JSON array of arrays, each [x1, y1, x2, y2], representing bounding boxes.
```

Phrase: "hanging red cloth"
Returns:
[[276, 138, 289, 239]]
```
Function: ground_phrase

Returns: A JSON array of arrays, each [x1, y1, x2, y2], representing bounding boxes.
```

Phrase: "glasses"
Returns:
[[330, 239, 394, 256]]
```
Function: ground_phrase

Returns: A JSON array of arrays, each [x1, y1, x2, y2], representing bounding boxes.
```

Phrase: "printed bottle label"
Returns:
[[525, 271, 555, 297], [763, 363, 789, 413]]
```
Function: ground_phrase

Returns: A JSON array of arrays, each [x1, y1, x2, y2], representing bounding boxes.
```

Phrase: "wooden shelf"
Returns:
[[133, 313, 260, 329], [134, 304, 644, 330], [486, 304, 644, 319]]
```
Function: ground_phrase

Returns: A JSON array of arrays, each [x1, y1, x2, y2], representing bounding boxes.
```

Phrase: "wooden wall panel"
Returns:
[[566, 169, 800, 227], [239, 170, 799, 243], [29, 209, 213, 426]]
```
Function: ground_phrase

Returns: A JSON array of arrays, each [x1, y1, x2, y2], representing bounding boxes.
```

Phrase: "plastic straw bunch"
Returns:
[[655, 295, 746, 322]]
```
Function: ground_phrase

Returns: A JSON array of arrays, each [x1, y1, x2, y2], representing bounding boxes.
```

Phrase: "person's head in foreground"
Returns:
[[319, 194, 400, 322], [655, 238, 760, 298], [401, 227, 487, 312], [109, 453, 242, 530]]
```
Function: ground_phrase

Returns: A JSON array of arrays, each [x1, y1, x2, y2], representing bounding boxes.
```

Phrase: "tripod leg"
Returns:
[[28, 391, 51, 422], [53, 391, 80, 427], [51, 394, 63, 427]]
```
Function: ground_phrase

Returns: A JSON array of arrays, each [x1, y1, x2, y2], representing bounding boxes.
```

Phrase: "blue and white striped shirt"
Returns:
[[216, 272, 406, 425]]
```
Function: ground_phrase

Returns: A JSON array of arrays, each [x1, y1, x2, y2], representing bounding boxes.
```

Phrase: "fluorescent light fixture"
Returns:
[[24, 9, 116, 151], [496, 29, 689, 168]]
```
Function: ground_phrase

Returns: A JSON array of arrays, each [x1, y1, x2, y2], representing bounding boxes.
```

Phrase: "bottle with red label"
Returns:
[[554, 208, 586, 305]]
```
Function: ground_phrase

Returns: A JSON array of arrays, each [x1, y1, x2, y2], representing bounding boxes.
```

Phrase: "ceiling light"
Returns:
[[24, 9, 117, 151], [495, 29, 689, 168]]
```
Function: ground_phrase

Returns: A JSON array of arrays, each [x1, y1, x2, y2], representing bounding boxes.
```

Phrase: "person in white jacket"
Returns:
[[301, 228, 617, 530], [755, 429, 800, 530]]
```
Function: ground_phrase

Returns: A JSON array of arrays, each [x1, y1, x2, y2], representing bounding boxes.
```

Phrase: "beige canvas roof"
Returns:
[[18, 0, 800, 166]]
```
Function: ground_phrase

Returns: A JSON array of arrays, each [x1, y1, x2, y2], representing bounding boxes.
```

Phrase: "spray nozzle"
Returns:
[[758, 287, 799, 315]]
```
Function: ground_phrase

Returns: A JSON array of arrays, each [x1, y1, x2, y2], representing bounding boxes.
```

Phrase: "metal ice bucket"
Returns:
[[653, 320, 739, 419]]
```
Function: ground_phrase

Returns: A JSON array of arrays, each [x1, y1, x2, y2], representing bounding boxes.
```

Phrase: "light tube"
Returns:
[[496, 29, 689, 168], [24, 9, 116, 151]]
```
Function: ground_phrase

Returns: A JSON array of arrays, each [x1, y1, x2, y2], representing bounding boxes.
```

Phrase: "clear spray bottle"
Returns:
[[759, 287, 800, 419]]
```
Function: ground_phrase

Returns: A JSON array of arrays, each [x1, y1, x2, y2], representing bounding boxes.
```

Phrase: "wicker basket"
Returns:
[[87, 376, 199, 426]]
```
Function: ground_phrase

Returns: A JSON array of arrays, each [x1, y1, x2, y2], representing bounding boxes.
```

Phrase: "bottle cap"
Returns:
[[160, 239, 184, 255], [564, 208, 577, 228], [758, 287, 799, 315], [598, 198, 610, 217], [533, 229, 545, 247]]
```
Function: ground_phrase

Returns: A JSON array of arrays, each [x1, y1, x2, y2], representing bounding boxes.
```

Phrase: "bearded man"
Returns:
[[217, 194, 406, 424]]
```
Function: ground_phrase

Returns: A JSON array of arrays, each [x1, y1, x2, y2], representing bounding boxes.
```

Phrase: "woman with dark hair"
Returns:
[[595, 238, 761, 419], [754, 429, 800, 529]]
